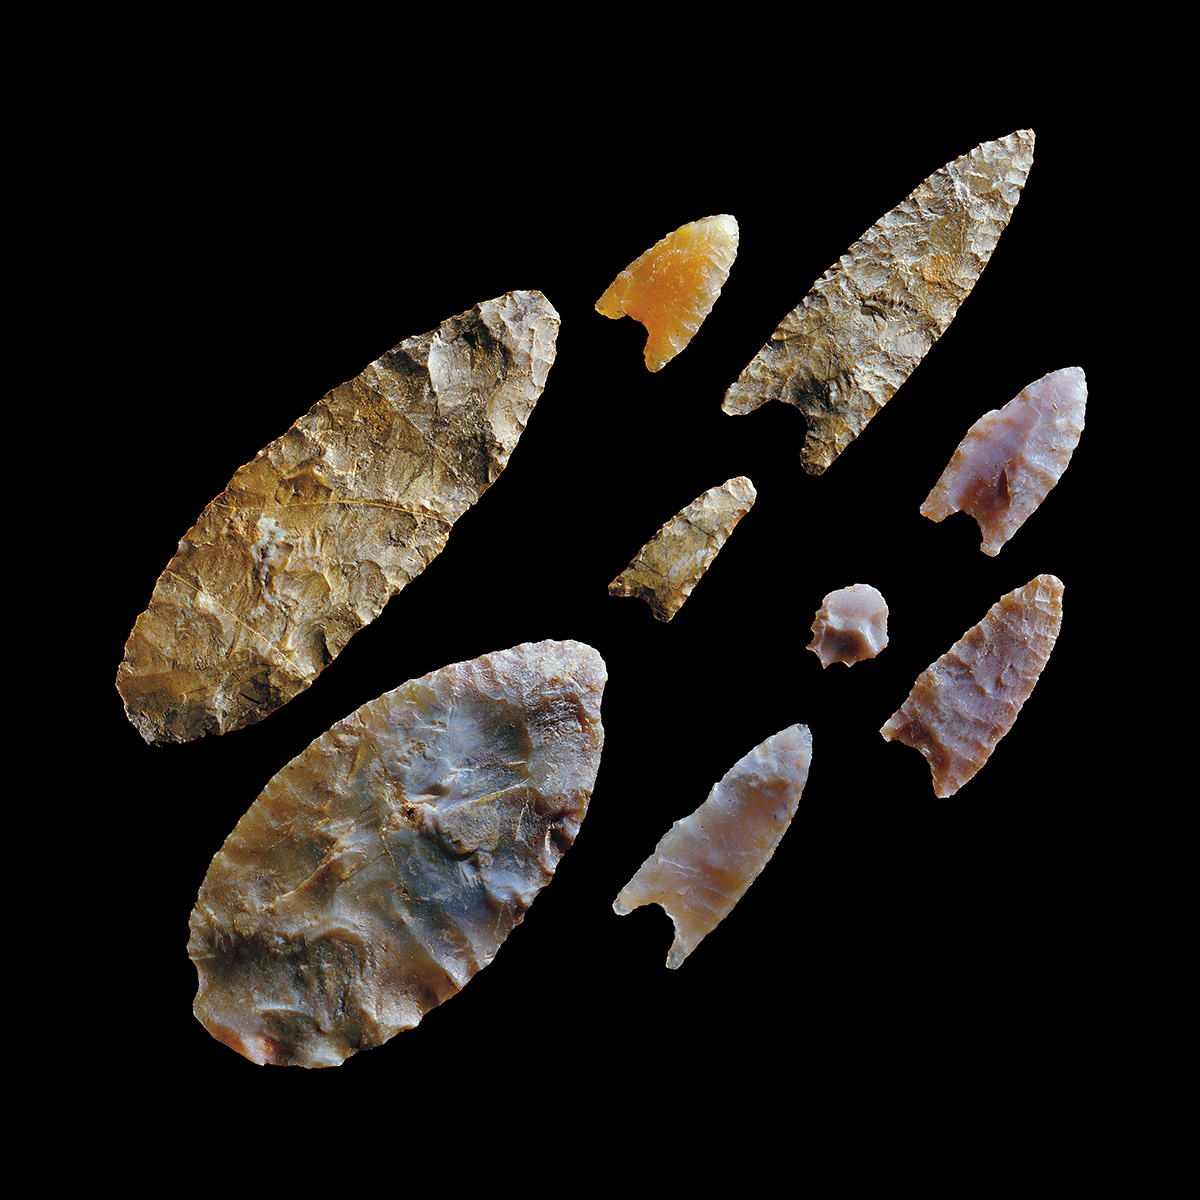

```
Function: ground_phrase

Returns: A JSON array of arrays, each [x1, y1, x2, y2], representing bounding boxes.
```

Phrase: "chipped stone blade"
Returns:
[[117, 291, 561, 744], [596, 214, 739, 371], [921, 367, 1087, 555], [188, 640, 606, 1067], [723, 130, 1035, 474], [608, 476, 756, 622], [613, 724, 811, 967], [880, 575, 1062, 797]]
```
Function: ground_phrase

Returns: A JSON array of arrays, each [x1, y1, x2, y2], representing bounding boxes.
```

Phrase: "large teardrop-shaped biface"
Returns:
[[117, 291, 561, 744], [188, 640, 606, 1067]]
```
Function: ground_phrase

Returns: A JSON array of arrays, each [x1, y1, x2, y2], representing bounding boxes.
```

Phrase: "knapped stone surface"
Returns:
[[880, 575, 1062, 797], [596, 214, 739, 371], [613, 724, 811, 967], [117, 291, 561, 744], [808, 583, 889, 667], [608, 476, 756, 622], [920, 367, 1086, 555], [723, 130, 1035, 474], [188, 640, 606, 1067]]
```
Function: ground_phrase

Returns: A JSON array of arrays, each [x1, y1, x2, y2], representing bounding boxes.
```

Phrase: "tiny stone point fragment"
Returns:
[[188, 640, 606, 1067], [596, 214, 739, 371], [921, 367, 1087, 555], [614, 724, 812, 967], [608, 476, 756, 622], [808, 583, 889, 667], [880, 575, 1062, 796], [117, 291, 561, 744], [723, 131, 1035, 474]]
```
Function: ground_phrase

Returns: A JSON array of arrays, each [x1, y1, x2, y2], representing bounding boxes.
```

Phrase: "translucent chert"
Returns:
[[613, 724, 811, 967], [188, 640, 606, 1067], [921, 367, 1086, 555], [880, 575, 1062, 797], [596, 214, 739, 371], [808, 583, 889, 667], [117, 291, 561, 744], [723, 131, 1035, 474], [608, 476, 756, 622]]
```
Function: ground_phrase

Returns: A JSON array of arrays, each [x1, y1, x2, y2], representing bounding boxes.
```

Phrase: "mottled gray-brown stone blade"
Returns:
[[188, 640, 606, 1067], [613, 724, 811, 967], [880, 575, 1062, 797], [117, 290, 561, 744], [723, 130, 1035, 474]]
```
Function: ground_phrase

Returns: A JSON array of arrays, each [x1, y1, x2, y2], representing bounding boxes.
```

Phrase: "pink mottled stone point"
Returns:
[[880, 575, 1063, 797], [921, 367, 1086, 556], [807, 583, 889, 667], [613, 724, 812, 967]]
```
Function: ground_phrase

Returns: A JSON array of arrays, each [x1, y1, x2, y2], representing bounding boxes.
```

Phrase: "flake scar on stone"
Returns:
[[722, 130, 1035, 474], [596, 214, 739, 371], [188, 640, 606, 1067], [613, 724, 811, 967], [880, 575, 1063, 797], [920, 367, 1086, 555], [116, 291, 561, 744], [607, 476, 756, 622]]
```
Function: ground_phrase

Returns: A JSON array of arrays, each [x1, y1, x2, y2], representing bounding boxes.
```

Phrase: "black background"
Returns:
[[89, 49, 1142, 1164]]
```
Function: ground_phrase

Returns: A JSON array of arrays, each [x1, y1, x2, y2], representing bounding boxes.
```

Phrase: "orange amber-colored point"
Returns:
[[596, 214, 738, 371]]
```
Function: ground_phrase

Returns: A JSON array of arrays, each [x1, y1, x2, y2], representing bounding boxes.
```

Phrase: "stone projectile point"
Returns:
[[608, 476, 756, 622], [880, 575, 1062, 797], [808, 583, 889, 667], [596, 214, 739, 371], [921, 367, 1086, 555], [614, 724, 812, 967], [188, 640, 606, 1067], [117, 291, 560, 744], [723, 130, 1035, 474]]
